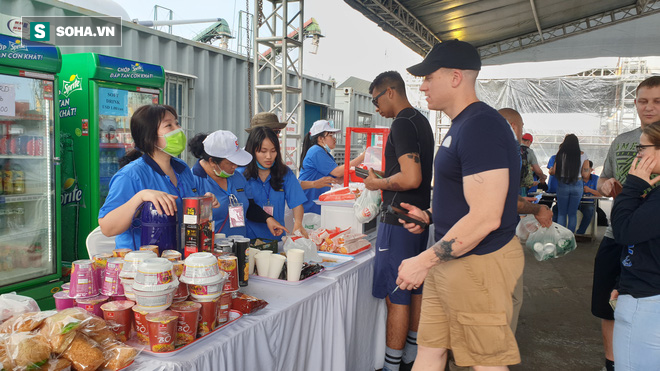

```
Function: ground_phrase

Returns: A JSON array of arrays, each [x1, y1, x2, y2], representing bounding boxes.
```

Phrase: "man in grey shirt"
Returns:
[[591, 75, 660, 371]]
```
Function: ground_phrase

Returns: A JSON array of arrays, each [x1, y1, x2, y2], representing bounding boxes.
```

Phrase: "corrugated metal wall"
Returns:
[[3, 0, 335, 144]]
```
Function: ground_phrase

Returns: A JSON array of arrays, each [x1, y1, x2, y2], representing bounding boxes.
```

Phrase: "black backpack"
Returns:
[[520, 146, 534, 188]]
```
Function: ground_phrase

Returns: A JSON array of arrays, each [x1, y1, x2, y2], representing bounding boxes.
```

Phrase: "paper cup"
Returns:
[[254, 251, 272, 277], [132, 305, 150, 344], [169, 301, 201, 346], [101, 300, 135, 342], [146, 311, 179, 352], [75, 295, 109, 317], [267, 254, 286, 279], [287, 248, 305, 262], [247, 248, 260, 275], [216, 292, 232, 325], [69, 260, 98, 299], [193, 297, 219, 337], [54, 291, 75, 311], [287, 260, 304, 282]]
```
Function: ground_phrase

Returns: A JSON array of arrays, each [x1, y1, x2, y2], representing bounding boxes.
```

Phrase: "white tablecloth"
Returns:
[[128, 247, 386, 371]]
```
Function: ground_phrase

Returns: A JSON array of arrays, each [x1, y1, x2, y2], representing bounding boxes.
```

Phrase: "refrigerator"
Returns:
[[0, 34, 62, 309], [58, 53, 164, 262]]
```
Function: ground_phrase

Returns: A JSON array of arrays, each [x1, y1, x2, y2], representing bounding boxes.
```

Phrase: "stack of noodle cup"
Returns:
[[131, 258, 179, 312], [119, 251, 157, 300]]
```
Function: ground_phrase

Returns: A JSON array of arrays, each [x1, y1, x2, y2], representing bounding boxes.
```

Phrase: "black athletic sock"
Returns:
[[605, 358, 614, 371]]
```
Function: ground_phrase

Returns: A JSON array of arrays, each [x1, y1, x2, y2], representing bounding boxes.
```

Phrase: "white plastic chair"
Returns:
[[86, 226, 117, 258]]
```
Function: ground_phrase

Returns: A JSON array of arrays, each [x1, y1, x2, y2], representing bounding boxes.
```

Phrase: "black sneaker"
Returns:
[[400, 362, 413, 371]]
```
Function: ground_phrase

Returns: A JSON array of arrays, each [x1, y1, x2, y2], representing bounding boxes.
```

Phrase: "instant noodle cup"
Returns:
[[192, 297, 219, 337], [146, 311, 178, 353], [189, 271, 227, 302], [75, 295, 109, 317], [101, 300, 135, 342], [61, 282, 70, 291], [161, 250, 182, 262], [133, 286, 176, 312], [120, 277, 136, 300], [112, 248, 132, 258], [69, 260, 98, 299], [216, 292, 232, 325], [132, 258, 179, 291], [172, 261, 189, 302], [218, 255, 239, 292], [110, 295, 127, 301], [101, 258, 125, 296], [132, 305, 150, 344], [181, 252, 222, 285], [54, 291, 75, 311], [92, 253, 112, 288], [169, 301, 201, 346], [140, 245, 160, 256], [119, 251, 157, 279]]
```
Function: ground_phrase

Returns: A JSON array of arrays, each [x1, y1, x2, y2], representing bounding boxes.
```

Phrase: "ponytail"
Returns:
[[299, 132, 324, 170], [119, 149, 143, 168]]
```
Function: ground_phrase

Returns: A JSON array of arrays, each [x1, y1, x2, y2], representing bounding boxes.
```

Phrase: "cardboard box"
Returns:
[[182, 196, 214, 257], [182, 196, 213, 225]]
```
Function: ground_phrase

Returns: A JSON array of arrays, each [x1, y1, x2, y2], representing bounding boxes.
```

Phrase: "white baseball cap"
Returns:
[[309, 120, 341, 137], [203, 130, 253, 166]]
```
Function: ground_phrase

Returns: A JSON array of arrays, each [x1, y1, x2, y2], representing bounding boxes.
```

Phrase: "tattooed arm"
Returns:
[[395, 168, 510, 290], [363, 152, 422, 191]]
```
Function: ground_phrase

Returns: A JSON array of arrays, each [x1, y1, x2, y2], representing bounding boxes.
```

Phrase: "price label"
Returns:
[[0, 84, 16, 117]]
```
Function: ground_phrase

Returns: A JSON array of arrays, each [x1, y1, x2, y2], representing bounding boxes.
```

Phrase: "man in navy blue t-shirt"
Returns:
[[395, 40, 524, 369]]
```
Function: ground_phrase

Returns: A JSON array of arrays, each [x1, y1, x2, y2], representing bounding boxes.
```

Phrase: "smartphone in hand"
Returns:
[[387, 204, 428, 229]]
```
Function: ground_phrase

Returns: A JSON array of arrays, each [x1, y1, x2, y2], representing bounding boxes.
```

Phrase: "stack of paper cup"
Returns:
[[181, 252, 227, 302], [101, 258, 125, 296], [119, 251, 157, 300], [267, 254, 287, 279], [254, 251, 273, 277], [69, 260, 98, 299], [247, 248, 260, 275], [132, 258, 179, 312], [286, 249, 305, 282]]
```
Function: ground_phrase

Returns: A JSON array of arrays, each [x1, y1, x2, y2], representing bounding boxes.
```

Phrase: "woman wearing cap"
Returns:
[[189, 130, 289, 237], [98, 104, 218, 250], [299, 120, 365, 214], [241, 127, 308, 240]]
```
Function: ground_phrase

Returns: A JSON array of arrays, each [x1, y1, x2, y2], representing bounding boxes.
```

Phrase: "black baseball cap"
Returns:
[[407, 39, 481, 76]]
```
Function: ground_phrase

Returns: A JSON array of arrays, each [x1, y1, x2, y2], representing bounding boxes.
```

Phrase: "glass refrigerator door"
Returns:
[[98, 87, 159, 206], [0, 74, 56, 287]]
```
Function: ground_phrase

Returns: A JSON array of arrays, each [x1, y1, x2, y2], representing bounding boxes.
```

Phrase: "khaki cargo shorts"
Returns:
[[418, 237, 524, 367]]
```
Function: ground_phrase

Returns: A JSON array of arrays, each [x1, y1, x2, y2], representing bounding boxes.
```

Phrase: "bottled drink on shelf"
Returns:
[[12, 163, 25, 194], [2, 160, 13, 195], [100, 151, 108, 177], [14, 202, 25, 229]]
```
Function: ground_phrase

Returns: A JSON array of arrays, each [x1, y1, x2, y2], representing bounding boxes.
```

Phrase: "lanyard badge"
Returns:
[[228, 194, 245, 228], [263, 200, 274, 216]]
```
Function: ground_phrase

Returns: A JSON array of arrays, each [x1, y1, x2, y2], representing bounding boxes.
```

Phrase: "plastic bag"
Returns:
[[525, 222, 577, 261], [515, 214, 541, 244], [0, 293, 40, 325], [318, 186, 357, 202], [363, 146, 383, 171], [283, 236, 322, 262], [353, 189, 381, 223], [302, 213, 321, 230]]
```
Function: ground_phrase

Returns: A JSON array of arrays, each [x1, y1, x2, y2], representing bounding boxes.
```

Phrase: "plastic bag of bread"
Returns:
[[5, 332, 51, 370], [0, 293, 40, 325], [78, 316, 116, 345], [0, 311, 55, 334], [0, 333, 15, 371], [100, 339, 138, 371], [38, 357, 73, 371], [61, 333, 104, 371], [39, 308, 90, 354]]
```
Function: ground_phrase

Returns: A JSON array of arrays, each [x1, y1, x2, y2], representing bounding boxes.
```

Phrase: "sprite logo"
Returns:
[[61, 177, 82, 206], [131, 62, 143, 72], [62, 74, 82, 97]]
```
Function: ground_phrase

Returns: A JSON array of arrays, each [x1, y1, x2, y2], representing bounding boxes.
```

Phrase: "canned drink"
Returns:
[[217, 255, 239, 292], [234, 238, 250, 287]]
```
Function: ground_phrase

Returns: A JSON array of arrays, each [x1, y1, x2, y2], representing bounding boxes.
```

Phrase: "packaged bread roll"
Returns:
[[0, 334, 14, 371], [61, 333, 104, 371], [5, 332, 51, 370], [101, 339, 139, 371], [39, 357, 73, 371], [0, 311, 54, 333], [40, 308, 90, 354]]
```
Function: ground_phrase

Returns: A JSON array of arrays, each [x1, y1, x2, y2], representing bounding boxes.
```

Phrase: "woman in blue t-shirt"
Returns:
[[98, 104, 218, 250], [188, 130, 288, 238], [241, 127, 307, 240], [298, 120, 365, 214]]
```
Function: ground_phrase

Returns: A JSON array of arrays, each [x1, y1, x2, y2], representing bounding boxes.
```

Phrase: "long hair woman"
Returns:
[[552, 134, 589, 232], [242, 126, 307, 239], [298, 120, 364, 214], [610, 121, 660, 369]]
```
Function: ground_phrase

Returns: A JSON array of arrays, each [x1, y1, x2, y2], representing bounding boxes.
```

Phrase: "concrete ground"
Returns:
[[511, 226, 606, 371]]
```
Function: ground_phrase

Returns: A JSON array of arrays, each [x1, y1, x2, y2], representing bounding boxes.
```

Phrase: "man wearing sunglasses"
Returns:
[[591, 75, 660, 371], [364, 71, 434, 371]]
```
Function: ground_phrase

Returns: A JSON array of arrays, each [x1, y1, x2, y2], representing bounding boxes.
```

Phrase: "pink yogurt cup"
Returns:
[[92, 253, 112, 289], [69, 260, 98, 299], [76, 295, 109, 317], [53, 291, 75, 311], [101, 258, 125, 296]]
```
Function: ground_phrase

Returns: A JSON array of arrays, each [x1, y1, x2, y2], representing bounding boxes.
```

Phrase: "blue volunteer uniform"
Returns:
[[191, 161, 251, 237], [298, 145, 337, 214], [99, 154, 200, 250], [241, 168, 307, 241]]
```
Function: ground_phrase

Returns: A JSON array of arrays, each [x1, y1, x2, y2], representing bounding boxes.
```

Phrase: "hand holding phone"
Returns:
[[354, 167, 369, 179], [387, 205, 428, 229]]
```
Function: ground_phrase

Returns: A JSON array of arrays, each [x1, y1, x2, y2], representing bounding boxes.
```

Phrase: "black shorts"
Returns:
[[591, 236, 622, 320]]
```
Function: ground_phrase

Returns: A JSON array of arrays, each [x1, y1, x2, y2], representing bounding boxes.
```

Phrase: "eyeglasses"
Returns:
[[637, 144, 657, 153], [371, 87, 394, 107]]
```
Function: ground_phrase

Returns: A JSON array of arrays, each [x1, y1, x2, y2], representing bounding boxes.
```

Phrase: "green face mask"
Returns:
[[158, 128, 186, 157], [213, 164, 234, 178]]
